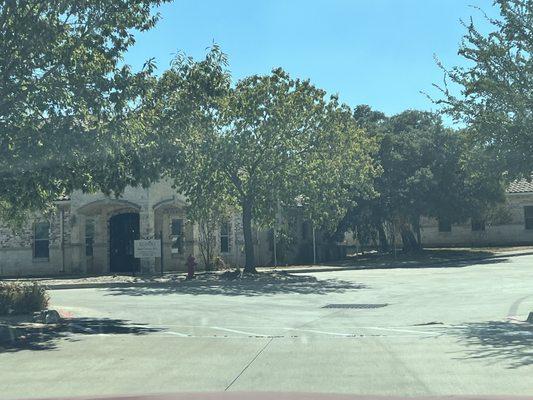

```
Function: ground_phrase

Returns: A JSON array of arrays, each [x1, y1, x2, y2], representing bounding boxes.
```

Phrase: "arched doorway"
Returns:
[[109, 213, 140, 273]]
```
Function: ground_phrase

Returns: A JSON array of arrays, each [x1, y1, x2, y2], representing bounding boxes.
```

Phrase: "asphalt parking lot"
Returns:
[[1, 254, 532, 399]]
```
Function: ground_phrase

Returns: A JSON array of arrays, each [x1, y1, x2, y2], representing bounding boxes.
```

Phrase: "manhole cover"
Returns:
[[322, 303, 388, 309]]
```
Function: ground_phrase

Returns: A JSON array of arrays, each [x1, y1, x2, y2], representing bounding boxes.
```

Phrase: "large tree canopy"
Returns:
[[341, 108, 505, 253], [0, 0, 168, 223], [145, 50, 379, 272], [435, 0, 532, 179]]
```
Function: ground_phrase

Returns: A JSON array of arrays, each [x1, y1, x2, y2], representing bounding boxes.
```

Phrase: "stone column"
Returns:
[[191, 221, 201, 260], [68, 211, 84, 274], [139, 207, 156, 274]]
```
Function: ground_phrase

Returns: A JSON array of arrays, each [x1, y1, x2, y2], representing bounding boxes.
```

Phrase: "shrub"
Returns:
[[214, 256, 226, 270], [0, 282, 49, 316]]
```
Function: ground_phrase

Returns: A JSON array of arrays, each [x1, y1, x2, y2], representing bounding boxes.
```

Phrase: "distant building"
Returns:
[[421, 180, 533, 247]]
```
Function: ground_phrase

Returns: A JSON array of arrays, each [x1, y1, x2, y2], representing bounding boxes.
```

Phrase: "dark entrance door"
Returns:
[[109, 213, 140, 273]]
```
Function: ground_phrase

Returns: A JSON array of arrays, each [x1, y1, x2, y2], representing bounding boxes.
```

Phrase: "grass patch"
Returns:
[[0, 282, 49, 316]]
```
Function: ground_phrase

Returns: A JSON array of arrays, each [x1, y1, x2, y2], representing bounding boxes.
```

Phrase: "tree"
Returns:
[[295, 99, 380, 233], [139, 47, 234, 270], [338, 105, 389, 252], [0, 0, 168, 224], [147, 52, 378, 272], [434, 0, 532, 179], [220, 71, 378, 272], [342, 108, 505, 253]]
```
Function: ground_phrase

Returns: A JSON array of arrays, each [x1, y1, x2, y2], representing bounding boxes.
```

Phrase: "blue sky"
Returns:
[[124, 0, 497, 120]]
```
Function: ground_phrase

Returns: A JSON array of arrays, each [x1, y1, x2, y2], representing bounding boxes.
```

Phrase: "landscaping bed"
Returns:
[[2, 246, 532, 290], [0, 282, 49, 316]]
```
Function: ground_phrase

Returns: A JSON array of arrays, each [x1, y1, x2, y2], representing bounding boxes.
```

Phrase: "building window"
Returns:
[[471, 218, 486, 232], [525, 206, 533, 230], [85, 219, 95, 256], [220, 221, 232, 253], [171, 218, 184, 254], [438, 218, 452, 232], [33, 221, 50, 259]]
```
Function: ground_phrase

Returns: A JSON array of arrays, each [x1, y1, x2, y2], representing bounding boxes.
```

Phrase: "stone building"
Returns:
[[6, 177, 527, 277], [0, 180, 276, 277], [0, 179, 341, 277], [420, 180, 533, 247]]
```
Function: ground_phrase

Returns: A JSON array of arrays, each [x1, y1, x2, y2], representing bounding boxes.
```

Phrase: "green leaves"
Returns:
[[435, 0, 532, 179], [0, 0, 169, 223], [344, 108, 506, 252], [146, 51, 379, 267]]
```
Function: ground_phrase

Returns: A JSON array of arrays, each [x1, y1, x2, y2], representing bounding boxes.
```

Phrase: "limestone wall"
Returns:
[[421, 193, 533, 247], [0, 180, 275, 276], [0, 205, 71, 277]]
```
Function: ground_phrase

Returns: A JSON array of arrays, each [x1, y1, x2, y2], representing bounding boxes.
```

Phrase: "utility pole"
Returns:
[[273, 199, 280, 267], [273, 226, 278, 267], [312, 223, 317, 265]]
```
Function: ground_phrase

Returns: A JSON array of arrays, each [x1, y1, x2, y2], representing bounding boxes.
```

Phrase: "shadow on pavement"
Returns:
[[345, 248, 496, 264], [274, 257, 509, 275], [447, 320, 533, 369], [104, 272, 366, 297], [0, 317, 164, 353]]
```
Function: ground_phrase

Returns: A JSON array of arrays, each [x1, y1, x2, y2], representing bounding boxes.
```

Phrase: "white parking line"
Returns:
[[285, 328, 355, 337], [158, 324, 442, 336], [359, 326, 436, 335], [210, 326, 270, 337], [166, 330, 190, 337], [65, 324, 440, 339]]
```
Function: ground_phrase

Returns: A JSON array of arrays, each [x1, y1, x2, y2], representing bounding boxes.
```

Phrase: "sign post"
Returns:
[[134, 240, 162, 272]]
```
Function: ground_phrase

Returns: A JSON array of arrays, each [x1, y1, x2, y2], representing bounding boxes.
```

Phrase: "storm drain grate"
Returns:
[[322, 303, 388, 309]]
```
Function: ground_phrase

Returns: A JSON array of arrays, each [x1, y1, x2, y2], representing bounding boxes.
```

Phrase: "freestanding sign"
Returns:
[[134, 239, 161, 259]]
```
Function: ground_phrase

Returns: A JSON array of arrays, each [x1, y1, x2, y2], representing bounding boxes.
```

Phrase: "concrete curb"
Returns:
[[41, 280, 191, 290]]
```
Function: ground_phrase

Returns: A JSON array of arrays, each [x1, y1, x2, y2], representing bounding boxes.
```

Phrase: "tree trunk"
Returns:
[[377, 223, 389, 253], [205, 228, 213, 271], [400, 223, 421, 253], [390, 223, 397, 259], [198, 220, 214, 271], [412, 217, 422, 250], [242, 199, 257, 273]]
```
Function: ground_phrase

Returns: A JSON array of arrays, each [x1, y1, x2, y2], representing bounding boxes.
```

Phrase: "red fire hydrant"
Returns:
[[186, 254, 197, 280]]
